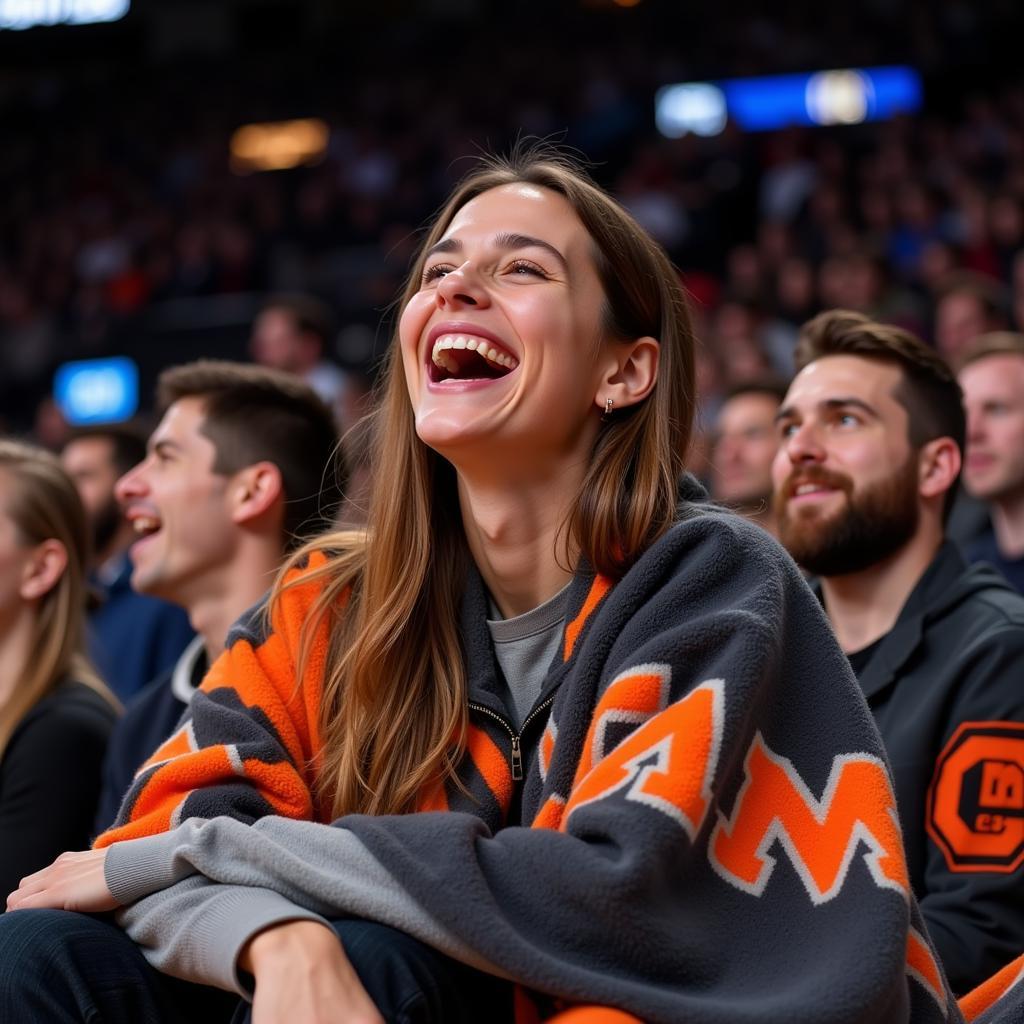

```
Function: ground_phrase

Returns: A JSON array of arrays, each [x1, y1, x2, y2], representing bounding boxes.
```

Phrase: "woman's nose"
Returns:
[[435, 264, 489, 309]]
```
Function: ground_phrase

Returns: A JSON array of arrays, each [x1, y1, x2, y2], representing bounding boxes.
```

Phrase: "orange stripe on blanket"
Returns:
[[467, 723, 514, 813], [531, 794, 565, 831], [94, 746, 252, 847], [415, 783, 450, 813], [545, 1009, 644, 1023], [959, 952, 1024, 1022], [563, 576, 613, 662], [143, 723, 196, 767], [905, 928, 947, 1014], [240, 756, 316, 820]]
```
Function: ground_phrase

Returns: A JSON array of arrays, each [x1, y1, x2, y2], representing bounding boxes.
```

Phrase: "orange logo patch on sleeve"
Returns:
[[928, 722, 1024, 873]]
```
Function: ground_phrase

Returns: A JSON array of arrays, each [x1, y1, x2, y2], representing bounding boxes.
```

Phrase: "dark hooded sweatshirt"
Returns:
[[842, 541, 1024, 994]]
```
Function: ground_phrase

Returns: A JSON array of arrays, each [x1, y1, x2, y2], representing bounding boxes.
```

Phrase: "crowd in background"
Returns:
[[1, 0, 1024, 448]]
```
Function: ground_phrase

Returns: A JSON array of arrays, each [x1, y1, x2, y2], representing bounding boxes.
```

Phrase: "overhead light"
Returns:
[[655, 66, 922, 136], [230, 118, 330, 174]]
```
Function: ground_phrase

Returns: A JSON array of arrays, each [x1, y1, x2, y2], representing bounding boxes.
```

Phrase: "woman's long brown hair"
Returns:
[[0, 440, 117, 757], [275, 148, 697, 819]]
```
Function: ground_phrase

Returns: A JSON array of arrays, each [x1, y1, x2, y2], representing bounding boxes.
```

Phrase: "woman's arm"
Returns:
[[95, 554, 333, 848]]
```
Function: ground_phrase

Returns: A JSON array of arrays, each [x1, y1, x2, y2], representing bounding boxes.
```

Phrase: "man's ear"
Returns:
[[918, 437, 961, 502], [594, 336, 660, 415], [230, 462, 284, 527], [19, 539, 68, 601]]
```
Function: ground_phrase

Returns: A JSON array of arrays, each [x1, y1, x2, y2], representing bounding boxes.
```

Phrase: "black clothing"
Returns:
[[0, 682, 116, 900], [846, 635, 884, 675], [967, 528, 1024, 595], [845, 541, 1024, 994]]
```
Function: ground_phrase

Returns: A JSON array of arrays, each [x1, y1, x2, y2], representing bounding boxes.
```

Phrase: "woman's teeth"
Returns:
[[431, 334, 518, 374]]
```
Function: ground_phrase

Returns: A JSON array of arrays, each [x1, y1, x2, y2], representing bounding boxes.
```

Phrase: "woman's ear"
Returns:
[[19, 539, 68, 602], [595, 336, 660, 414]]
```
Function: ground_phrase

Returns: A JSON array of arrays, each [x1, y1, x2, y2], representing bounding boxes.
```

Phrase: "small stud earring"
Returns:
[[604, 397, 614, 417]]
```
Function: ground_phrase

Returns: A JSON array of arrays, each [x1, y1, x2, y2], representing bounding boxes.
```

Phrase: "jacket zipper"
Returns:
[[468, 695, 556, 781]]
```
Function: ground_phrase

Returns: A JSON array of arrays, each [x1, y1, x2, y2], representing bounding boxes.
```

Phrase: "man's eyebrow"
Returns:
[[773, 396, 878, 424], [821, 396, 879, 417], [150, 439, 182, 455], [424, 233, 569, 272]]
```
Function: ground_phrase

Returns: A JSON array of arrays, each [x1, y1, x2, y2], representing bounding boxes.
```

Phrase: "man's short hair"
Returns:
[[960, 331, 1024, 369], [722, 375, 790, 407], [260, 293, 334, 347], [63, 423, 148, 477], [157, 360, 342, 549], [795, 310, 965, 517]]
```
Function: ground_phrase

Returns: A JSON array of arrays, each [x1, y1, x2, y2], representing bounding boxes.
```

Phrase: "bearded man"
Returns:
[[772, 310, 1024, 996]]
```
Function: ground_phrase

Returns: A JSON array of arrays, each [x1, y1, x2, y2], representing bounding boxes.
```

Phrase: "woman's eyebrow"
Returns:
[[424, 233, 569, 272], [492, 232, 569, 272]]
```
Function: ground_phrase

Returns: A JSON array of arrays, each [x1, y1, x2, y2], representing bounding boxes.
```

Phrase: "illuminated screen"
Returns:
[[0, 0, 129, 30], [656, 66, 922, 137], [54, 356, 139, 425]]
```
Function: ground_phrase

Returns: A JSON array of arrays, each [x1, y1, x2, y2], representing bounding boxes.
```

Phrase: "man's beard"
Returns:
[[92, 495, 123, 559], [775, 457, 920, 577]]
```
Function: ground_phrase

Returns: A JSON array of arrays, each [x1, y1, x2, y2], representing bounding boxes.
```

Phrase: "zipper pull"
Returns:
[[511, 735, 523, 781]]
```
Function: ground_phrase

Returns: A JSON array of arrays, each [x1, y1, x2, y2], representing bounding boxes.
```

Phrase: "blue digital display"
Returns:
[[656, 66, 923, 137], [54, 357, 139, 425]]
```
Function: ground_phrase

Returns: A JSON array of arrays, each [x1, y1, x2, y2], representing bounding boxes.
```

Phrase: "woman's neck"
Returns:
[[0, 606, 37, 711], [457, 465, 584, 619]]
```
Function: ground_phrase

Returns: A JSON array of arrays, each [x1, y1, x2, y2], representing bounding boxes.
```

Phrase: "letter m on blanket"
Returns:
[[709, 736, 910, 904]]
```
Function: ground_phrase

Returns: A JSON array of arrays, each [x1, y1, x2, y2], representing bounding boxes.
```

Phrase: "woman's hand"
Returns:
[[241, 920, 384, 1024], [6, 848, 118, 913]]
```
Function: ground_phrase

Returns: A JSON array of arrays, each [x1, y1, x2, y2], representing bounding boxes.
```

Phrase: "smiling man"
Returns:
[[772, 309, 1024, 994], [61, 426, 194, 702], [93, 360, 341, 833]]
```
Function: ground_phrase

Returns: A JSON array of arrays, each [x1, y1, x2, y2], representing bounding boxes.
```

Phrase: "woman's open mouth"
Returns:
[[428, 334, 518, 384]]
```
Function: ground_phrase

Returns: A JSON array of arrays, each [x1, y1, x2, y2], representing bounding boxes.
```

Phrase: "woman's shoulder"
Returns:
[[8, 682, 116, 754], [655, 502, 797, 578]]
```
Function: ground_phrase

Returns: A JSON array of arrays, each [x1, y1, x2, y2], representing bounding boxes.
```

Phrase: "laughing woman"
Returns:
[[1, 154, 978, 1023], [0, 442, 118, 900]]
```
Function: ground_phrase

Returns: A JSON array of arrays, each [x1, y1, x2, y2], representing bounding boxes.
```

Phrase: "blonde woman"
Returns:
[[0, 441, 118, 899], [2, 154, 1005, 1024]]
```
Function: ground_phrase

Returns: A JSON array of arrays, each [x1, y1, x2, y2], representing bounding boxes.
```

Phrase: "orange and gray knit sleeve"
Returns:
[[94, 552, 334, 849]]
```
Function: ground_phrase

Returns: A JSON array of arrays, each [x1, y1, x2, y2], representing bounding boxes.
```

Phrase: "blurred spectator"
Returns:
[[95, 360, 342, 831], [959, 332, 1024, 591], [0, 440, 118, 898], [934, 272, 1009, 368], [250, 294, 349, 414], [711, 298, 796, 380], [708, 377, 787, 537], [60, 426, 194, 702], [772, 310, 1024, 993]]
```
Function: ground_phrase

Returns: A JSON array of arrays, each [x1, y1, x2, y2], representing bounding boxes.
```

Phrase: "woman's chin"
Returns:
[[414, 408, 501, 454]]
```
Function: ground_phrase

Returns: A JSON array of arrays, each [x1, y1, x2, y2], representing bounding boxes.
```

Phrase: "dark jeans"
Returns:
[[0, 909, 514, 1024]]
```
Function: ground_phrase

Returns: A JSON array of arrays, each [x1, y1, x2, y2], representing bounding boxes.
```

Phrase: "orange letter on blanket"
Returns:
[[710, 735, 909, 903], [562, 673, 723, 841]]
